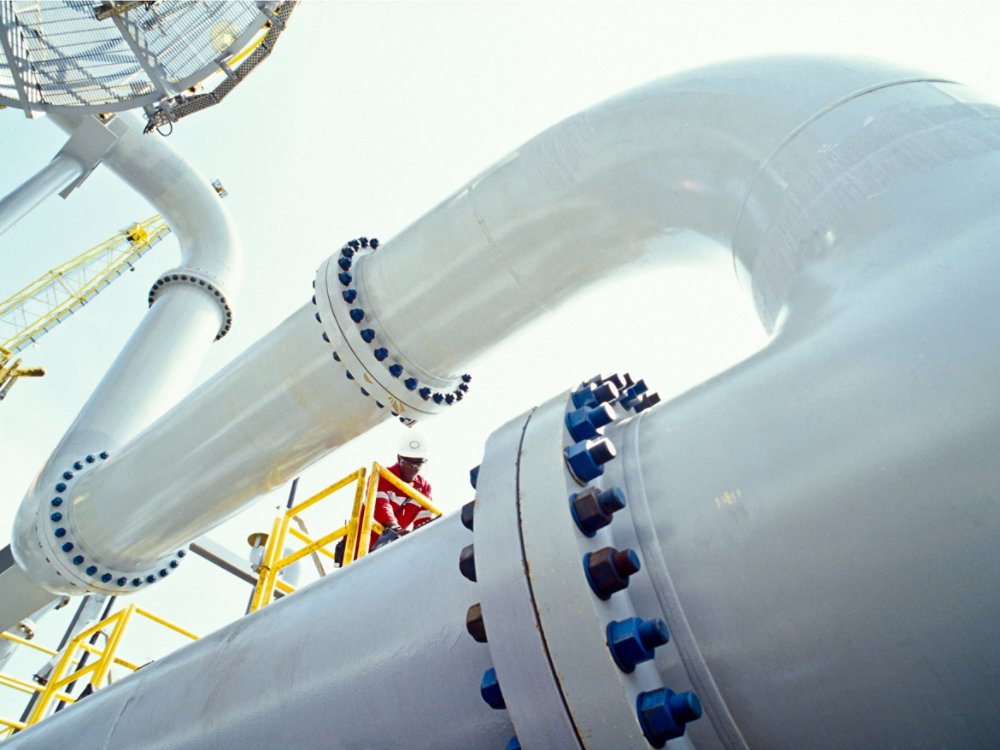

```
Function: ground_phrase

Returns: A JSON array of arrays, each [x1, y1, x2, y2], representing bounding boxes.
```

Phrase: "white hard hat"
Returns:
[[398, 430, 430, 460]]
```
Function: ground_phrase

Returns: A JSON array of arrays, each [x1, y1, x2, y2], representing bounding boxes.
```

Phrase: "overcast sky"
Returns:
[[2, 0, 1000, 669]]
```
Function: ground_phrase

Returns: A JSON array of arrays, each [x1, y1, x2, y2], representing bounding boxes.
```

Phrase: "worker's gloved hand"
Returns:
[[388, 524, 406, 536]]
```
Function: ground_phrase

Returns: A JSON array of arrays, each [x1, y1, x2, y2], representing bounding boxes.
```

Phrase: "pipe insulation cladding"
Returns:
[[4, 63, 1000, 750]]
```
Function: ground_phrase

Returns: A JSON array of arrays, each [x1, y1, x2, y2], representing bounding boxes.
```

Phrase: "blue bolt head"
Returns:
[[341, 245, 355, 258], [132, 578, 142, 587], [370, 238, 379, 249], [469, 465, 480, 489], [146, 575, 156, 584], [170, 560, 179, 569], [432, 393, 444, 404], [348, 239, 360, 250], [461, 373, 472, 383], [55, 482, 67, 493], [62, 471, 73, 480], [564, 437, 617, 484], [607, 617, 670, 673], [506, 737, 521, 750], [54, 527, 66, 538], [101, 573, 113, 583], [389, 364, 403, 378], [445, 394, 455, 405], [100, 451, 110, 460], [565, 402, 616, 442], [419, 387, 431, 400], [177, 550, 186, 558], [73, 461, 83, 471], [360, 328, 375, 343], [349, 307, 365, 323], [404, 377, 418, 390], [86, 455, 96, 463], [86, 565, 98, 576], [50, 511, 63, 522], [633, 393, 662, 414], [342, 289, 358, 303], [159, 569, 168, 577], [72, 555, 84, 565], [117, 577, 128, 586], [51, 497, 63, 507], [338, 256, 352, 271], [572, 380, 619, 409], [636, 688, 702, 747], [374, 347, 389, 361], [62, 542, 74, 553], [480, 668, 506, 710], [338, 272, 352, 286]]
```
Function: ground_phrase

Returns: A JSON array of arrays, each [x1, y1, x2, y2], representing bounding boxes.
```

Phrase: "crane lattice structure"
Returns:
[[0, 214, 170, 400]]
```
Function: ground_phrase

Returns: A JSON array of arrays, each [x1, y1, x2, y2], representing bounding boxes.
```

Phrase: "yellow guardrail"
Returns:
[[18, 605, 196, 729], [248, 463, 442, 612]]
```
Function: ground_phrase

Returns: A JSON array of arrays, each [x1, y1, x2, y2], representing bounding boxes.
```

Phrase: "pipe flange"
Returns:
[[465, 374, 703, 749], [312, 237, 472, 424], [147, 268, 234, 340], [34, 453, 188, 594]]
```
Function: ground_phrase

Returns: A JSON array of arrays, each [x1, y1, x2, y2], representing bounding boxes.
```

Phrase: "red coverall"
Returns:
[[369, 462, 433, 550]]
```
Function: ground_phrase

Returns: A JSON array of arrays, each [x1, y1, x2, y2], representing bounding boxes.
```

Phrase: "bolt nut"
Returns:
[[460, 500, 475, 531], [584, 546, 640, 600], [570, 486, 627, 536], [607, 617, 669, 673], [466, 603, 487, 643], [469, 465, 480, 489], [459, 544, 477, 582], [636, 688, 703, 747], [564, 437, 616, 484], [480, 667, 505, 710], [565, 402, 616, 442]]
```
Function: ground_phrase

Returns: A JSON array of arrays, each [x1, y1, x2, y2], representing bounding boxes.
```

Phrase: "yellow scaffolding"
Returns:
[[248, 463, 442, 612], [0, 604, 197, 734]]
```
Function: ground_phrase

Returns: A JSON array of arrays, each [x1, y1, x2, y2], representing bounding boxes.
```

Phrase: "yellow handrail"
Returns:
[[22, 604, 197, 727], [248, 462, 441, 612]]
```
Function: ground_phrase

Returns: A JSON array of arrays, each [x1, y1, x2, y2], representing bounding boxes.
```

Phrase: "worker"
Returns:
[[371, 431, 434, 550]]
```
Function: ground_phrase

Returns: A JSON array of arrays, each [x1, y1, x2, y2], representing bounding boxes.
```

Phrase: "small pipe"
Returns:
[[0, 155, 83, 238]]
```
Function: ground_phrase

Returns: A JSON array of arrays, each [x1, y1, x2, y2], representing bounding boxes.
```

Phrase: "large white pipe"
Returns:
[[0, 154, 83, 237], [5, 55, 1000, 748], [9, 111, 242, 609], [2, 57, 969, 601]]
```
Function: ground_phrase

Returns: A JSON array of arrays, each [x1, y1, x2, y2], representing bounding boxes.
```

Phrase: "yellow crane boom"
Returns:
[[0, 214, 171, 399]]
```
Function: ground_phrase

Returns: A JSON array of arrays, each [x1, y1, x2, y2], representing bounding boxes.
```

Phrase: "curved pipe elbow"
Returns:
[[48, 111, 243, 319]]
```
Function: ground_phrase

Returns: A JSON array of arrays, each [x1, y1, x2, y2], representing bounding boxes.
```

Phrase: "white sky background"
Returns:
[[2, 0, 1000, 693]]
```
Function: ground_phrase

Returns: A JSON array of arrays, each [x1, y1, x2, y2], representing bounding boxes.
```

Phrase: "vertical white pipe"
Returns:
[[9, 111, 242, 603], [0, 154, 82, 237]]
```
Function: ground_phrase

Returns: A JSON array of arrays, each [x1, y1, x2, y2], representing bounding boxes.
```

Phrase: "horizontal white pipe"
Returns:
[[0, 154, 83, 237], [6, 57, 955, 598], [2, 516, 514, 750]]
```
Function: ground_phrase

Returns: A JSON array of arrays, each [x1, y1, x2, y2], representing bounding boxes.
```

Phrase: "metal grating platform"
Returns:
[[0, 0, 276, 116]]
